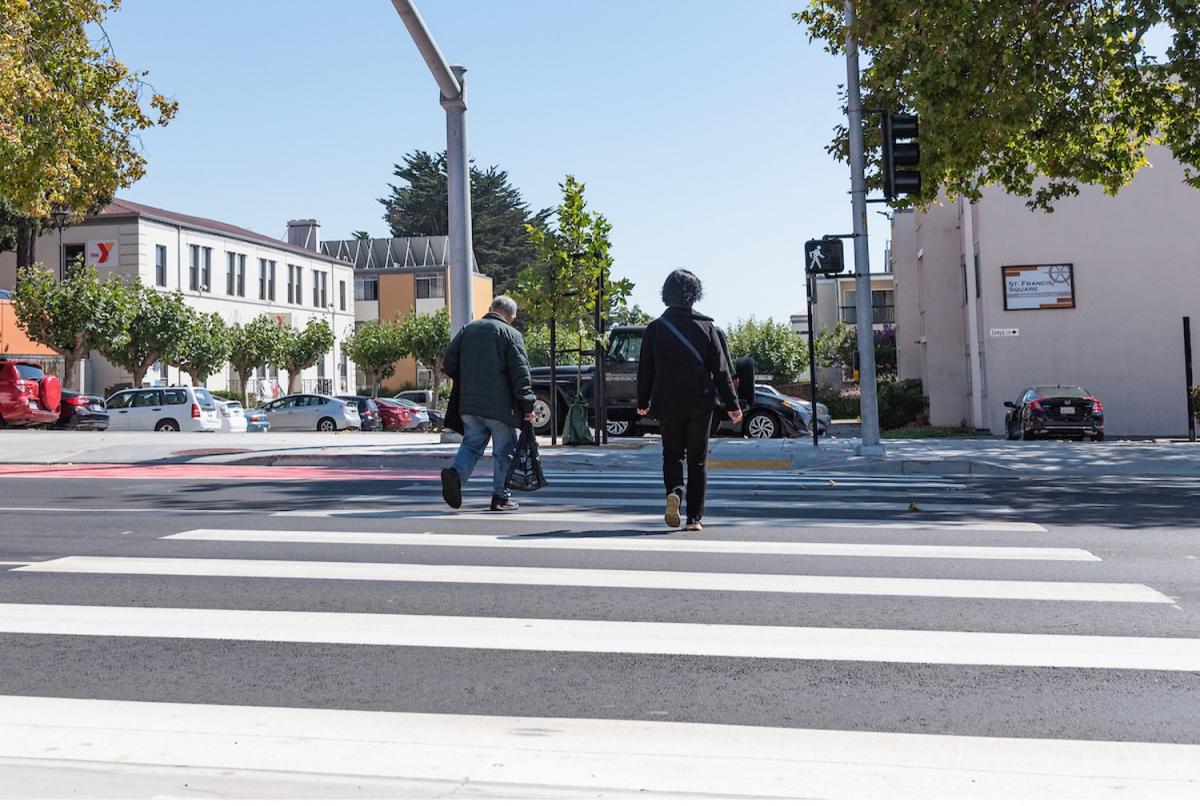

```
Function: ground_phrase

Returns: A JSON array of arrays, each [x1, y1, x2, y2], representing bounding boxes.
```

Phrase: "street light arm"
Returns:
[[390, 0, 462, 101]]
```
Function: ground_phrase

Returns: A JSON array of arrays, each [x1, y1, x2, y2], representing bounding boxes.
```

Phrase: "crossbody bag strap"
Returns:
[[658, 317, 705, 365]]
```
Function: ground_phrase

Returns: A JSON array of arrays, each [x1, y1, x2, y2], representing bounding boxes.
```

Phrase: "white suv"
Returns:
[[105, 386, 221, 432]]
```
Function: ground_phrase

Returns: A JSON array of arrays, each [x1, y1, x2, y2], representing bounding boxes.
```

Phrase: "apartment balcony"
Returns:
[[840, 305, 895, 325]]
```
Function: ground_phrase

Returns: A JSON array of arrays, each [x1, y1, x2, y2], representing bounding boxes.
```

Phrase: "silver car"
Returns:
[[388, 397, 432, 431], [261, 393, 362, 432]]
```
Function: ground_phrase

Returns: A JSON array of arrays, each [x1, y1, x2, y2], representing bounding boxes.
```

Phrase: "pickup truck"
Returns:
[[528, 325, 812, 439]]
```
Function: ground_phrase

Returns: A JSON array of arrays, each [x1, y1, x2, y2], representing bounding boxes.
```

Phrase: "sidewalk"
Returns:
[[2, 430, 1197, 478]]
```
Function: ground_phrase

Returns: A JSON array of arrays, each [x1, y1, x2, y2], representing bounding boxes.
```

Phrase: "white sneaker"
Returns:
[[665, 490, 682, 528]]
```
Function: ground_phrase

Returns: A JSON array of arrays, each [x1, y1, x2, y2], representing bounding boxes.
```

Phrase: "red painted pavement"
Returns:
[[0, 464, 441, 481]]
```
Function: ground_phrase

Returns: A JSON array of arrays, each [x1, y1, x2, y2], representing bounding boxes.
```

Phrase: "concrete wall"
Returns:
[[912, 201, 970, 428], [974, 145, 1200, 436], [891, 211, 922, 382]]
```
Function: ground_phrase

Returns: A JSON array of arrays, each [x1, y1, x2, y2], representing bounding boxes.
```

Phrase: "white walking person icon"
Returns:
[[808, 244, 824, 272]]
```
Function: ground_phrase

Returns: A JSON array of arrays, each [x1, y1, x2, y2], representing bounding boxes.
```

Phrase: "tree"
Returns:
[[395, 308, 450, 407], [1, 0, 177, 267], [521, 322, 585, 368], [795, 2, 1200, 210], [726, 317, 807, 386], [174, 310, 230, 388], [98, 280, 190, 388], [278, 318, 335, 394], [350, 230, 371, 241], [341, 321, 404, 395], [379, 150, 550, 292], [813, 320, 856, 373], [10, 263, 131, 389], [609, 303, 654, 328], [228, 314, 286, 406]]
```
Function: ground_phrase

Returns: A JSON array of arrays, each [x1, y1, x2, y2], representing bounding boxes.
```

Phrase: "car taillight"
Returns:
[[68, 396, 90, 405], [1087, 397, 1103, 415], [1029, 398, 1047, 412], [191, 403, 201, 419]]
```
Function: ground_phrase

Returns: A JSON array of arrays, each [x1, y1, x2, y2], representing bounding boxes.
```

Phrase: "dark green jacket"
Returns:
[[443, 313, 535, 427]]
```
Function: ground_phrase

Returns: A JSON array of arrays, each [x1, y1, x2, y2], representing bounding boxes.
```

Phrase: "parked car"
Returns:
[[373, 398, 415, 432], [379, 397, 432, 431], [261, 394, 361, 432], [105, 386, 220, 432], [338, 396, 383, 431], [244, 406, 271, 432], [396, 389, 435, 408], [0, 359, 62, 429], [55, 390, 109, 431], [213, 397, 248, 433], [756, 384, 830, 435], [1005, 385, 1104, 441], [716, 385, 809, 439]]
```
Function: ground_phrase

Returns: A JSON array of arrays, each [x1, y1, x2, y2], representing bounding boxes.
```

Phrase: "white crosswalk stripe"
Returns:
[[3, 471, 1196, 797]]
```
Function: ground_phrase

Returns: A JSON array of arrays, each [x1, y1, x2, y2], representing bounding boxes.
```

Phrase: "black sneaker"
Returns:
[[490, 495, 519, 512], [441, 468, 462, 509]]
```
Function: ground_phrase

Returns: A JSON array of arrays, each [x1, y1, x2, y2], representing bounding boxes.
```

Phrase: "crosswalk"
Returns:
[[1, 469, 1198, 797]]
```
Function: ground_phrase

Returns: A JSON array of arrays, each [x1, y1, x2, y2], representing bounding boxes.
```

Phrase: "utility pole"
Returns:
[[842, 1, 883, 454], [391, 0, 475, 336]]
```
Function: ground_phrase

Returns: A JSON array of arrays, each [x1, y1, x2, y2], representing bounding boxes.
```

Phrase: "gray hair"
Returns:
[[490, 295, 518, 318]]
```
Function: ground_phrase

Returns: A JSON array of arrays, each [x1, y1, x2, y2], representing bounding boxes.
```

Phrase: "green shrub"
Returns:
[[824, 394, 861, 420], [877, 378, 927, 430]]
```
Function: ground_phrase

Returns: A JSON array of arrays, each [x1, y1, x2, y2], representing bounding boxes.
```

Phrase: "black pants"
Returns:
[[658, 409, 713, 522]]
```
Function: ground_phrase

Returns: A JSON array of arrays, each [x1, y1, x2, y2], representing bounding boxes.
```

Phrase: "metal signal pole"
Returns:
[[843, 0, 883, 454], [391, 0, 475, 335]]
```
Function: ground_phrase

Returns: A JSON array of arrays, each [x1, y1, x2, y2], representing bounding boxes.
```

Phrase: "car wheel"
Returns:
[[1093, 431, 1105, 442], [154, 419, 179, 432], [606, 419, 632, 437], [317, 417, 337, 432], [531, 390, 559, 436], [743, 411, 779, 439]]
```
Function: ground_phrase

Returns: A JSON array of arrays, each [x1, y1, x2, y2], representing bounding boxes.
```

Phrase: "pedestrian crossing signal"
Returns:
[[805, 238, 844, 275]]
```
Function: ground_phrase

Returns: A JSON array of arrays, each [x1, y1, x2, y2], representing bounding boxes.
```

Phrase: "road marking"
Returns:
[[271, 509, 1048, 532], [17, 556, 1156, 602], [1, 696, 1197, 798], [345, 494, 1012, 514], [163, 528, 1099, 562], [462, 475, 968, 490], [2, 604, 1196, 670]]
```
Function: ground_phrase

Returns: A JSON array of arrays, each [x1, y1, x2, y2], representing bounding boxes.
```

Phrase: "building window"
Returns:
[[415, 273, 445, 299], [201, 247, 212, 291], [973, 250, 982, 299], [354, 276, 379, 301], [237, 254, 246, 297], [155, 245, 167, 287], [286, 264, 294, 304], [288, 265, 303, 306], [313, 272, 320, 309], [317, 352, 326, 379], [258, 259, 268, 300], [312, 271, 328, 309], [189, 245, 199, 291], [339, 280, 346, 311], [268, 261, 276, 301]]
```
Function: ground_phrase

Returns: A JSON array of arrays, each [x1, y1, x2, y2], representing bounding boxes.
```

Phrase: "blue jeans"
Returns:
[[451, 415, 520, 499]]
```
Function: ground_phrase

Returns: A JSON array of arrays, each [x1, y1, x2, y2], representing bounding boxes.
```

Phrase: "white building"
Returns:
[[0, 199, 357, 397]]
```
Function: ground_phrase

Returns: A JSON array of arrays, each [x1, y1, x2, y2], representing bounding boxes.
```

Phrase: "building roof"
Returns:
[[92, 198, 351, 265]]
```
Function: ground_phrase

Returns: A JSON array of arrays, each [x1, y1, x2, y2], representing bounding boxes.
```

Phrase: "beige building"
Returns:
[[891, 144, 1200, 437], [804, 270, 896, 386]]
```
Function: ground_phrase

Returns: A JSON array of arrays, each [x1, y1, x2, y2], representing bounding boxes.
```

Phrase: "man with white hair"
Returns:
[[441, 295, 536, 512]]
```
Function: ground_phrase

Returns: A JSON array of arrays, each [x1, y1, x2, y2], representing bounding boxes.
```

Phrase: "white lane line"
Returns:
[[0, 506, 246, 516], [345, 495, 1013, 514], [163, 528, 1099, 562], [464, 476, 968, 490], [271, 509, 1048, 532], [1, 604, 1195, 670], [16, 556, 1158, 603], [3, 697, 1198, 798]]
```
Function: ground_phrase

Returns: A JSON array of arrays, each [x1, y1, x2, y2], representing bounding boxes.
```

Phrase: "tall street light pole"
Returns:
[[390, 0, 475, 336], [843, 0, 883, 454]]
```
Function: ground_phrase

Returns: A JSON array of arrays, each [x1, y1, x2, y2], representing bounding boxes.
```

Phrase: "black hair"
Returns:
[[661, 269, 702, 308]]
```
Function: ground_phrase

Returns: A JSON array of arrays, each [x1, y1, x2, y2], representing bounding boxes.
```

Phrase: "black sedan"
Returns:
[[55, 390, 109, 431], [337, 395, 383, 432], [1005, 385, 1104, 441]]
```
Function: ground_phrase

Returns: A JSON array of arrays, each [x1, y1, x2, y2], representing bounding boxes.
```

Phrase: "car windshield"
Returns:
[[15, 364, 44, 381], [193, 388, 217, 409], [1036, 385, 1090, 398]]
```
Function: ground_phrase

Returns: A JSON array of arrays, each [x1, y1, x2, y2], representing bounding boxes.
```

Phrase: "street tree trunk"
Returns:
[[288, 370, 301, 395], [15, 221, 36, 270], [238, 370, 253, 407], [59, 348, 84, 390], [431, 366, 441, 409]]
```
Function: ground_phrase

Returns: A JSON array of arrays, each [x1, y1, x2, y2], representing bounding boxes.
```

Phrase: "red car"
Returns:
[[0, 359, 62, 428], [373, 397, 415, 431]]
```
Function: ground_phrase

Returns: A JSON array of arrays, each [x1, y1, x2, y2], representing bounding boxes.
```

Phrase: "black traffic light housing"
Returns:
[[804, 237, 845, 275], [881, 112, 920, 200]]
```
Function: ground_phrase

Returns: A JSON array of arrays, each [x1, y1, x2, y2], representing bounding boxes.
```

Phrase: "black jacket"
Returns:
[[443, 313, 536, 428], [637, 306, 739, 417]]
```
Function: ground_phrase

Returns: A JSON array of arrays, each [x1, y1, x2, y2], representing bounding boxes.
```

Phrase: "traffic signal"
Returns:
[[881, 112, 920, 200], [804, 238, 845, 275]]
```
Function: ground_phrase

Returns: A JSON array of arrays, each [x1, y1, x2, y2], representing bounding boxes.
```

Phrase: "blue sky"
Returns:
[[106, 0, 881, 327]]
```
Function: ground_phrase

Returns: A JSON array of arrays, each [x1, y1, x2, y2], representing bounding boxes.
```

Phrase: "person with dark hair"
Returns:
[[637, 269, 742, 531]]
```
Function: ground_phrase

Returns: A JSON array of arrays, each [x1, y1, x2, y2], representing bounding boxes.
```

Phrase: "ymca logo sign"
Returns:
[[86, 240, 118, 266]]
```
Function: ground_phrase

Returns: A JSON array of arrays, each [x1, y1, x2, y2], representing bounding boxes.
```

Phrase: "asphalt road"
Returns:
[[0, 465, 1198, 797]]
